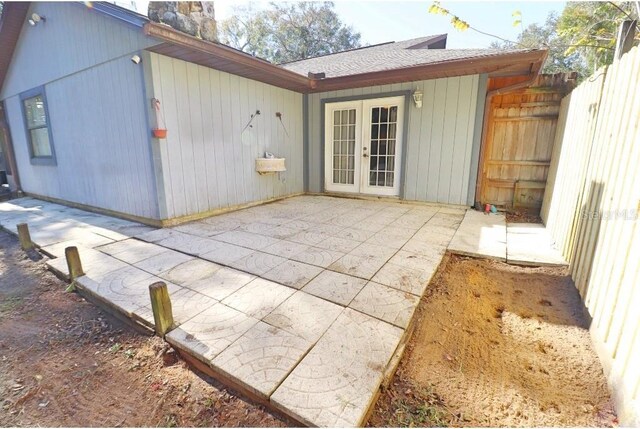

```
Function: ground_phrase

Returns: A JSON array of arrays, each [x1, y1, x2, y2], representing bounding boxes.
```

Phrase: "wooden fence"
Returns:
[[541, 46, 640, 426], [479, 74, 575, 212]]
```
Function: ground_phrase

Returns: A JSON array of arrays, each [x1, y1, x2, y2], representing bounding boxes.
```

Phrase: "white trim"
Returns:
[[324, 101, 362, 193], [324, 96, 404, 197], [360, 96, 404, 196]]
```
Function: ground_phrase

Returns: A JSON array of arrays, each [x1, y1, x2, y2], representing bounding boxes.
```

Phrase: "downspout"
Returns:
[[473, 72, 540, 207], [0, 102, 21, 192]]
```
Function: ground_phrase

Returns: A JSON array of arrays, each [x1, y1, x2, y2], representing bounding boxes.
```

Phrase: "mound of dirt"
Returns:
[[370, 255, 617, 427]]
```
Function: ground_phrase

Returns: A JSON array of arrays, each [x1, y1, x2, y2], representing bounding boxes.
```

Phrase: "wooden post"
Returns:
[[615, 20, 637, 60], [65, 246, 84, 280], [149, 282, 174, 337], [16, 223, 34, 250]]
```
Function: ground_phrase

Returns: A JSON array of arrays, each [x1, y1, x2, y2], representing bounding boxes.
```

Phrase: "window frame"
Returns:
[[19, 86, 56, 166]]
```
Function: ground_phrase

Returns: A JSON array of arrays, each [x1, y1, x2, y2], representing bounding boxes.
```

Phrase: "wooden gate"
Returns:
[[478, 74, 576, 213]]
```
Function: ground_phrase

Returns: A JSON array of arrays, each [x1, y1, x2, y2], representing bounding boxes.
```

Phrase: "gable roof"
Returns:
[[0, 2, 548, 95], [281, 37, 537, 79]]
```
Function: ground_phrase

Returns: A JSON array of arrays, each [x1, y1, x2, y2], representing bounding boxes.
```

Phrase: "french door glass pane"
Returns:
[[368, 104, 399, 187], [332, 108, 356, 185]]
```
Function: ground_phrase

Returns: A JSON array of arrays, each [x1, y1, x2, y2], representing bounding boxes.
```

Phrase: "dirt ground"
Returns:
[[505, 209, 542, 224], [1, 226, 618, 428], [0, 230, 288, 427], [369, 254, 618, 427]]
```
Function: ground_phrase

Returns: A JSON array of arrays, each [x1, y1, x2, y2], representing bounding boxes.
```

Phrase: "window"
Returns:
[[20, 87, 55, 165]]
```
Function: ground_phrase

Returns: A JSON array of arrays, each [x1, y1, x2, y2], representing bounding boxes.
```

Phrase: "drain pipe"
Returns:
[[473, 71, 541, 207]]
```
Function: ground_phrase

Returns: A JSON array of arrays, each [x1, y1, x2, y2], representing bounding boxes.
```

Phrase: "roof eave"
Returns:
[[143, 22, 312, 92], [0, 2, 31, 94], [307, 49, 548, 93]]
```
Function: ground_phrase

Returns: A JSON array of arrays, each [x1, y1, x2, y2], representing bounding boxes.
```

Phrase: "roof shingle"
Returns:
[[281, 35, 535, 79]]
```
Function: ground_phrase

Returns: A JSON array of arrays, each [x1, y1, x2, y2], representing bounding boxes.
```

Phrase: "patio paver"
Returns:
[[1, 195, 467, 427]]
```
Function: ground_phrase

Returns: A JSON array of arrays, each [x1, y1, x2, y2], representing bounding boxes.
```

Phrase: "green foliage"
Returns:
[[386, 384, 452, 427], [489, 12, 589, 76], [219, 2, 362, 64], [557, 2, 638, 73], [432, 1, 640, 79], [428, 2, 470, 31]]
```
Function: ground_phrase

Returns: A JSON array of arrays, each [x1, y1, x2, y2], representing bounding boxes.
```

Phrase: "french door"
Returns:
[[324, 96, 404, 196]]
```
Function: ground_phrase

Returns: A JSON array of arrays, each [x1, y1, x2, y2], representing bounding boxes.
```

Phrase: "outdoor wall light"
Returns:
[[131, 55, 142, 64], [412, 89, 423, 108], [28, 13, 46, 26]]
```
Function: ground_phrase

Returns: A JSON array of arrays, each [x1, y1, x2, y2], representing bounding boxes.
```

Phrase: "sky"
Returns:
[[130, 1, 566, 49]]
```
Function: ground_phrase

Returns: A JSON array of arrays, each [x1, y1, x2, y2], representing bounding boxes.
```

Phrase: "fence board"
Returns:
[[542, 46, 640, 426]]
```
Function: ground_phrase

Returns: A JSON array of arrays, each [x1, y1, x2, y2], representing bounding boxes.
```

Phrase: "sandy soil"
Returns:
[[0, 230, 288, 427], [369, 254, 618, 427]]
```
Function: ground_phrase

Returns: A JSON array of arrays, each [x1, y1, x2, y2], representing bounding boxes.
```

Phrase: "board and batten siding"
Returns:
[[306, 75, 487, 206], [146, 53, 304, 220], [4, 55, 159, 219], [0, 2, 160, 99]]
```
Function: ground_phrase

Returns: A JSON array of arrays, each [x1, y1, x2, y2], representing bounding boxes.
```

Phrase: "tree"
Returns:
[[219, 2, 362, 64], [430, 1, 640, 78], [557, 2, 639, 73], [488, 12, 589, 76]]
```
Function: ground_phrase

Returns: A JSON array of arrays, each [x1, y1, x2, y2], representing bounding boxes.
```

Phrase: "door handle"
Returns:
[[363, 153, 369, 158]]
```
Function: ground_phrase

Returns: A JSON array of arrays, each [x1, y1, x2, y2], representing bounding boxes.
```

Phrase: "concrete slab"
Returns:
[[329, 253, 389, 280], [158, 258, 222, 286], [215, 230, 281, 250], [166, 303, 259, 362], [3, 195, 467, 428], [97, 239, 167, 264], [507, 223, 567, 266], [261, 240, 310, 259], [211, 321, 313, 398], [314, 235, 361, 253], [400, 239, 447, 259], [156, 232, 227, 257], [336, 227, 376, 241], [263, 291, 344, 342], [133, 250, 195, 275], [290, 246, 344, 268], [301, 270, 367, 306], [185, 267, 255, 301], [262, 260, 323, 289], [229, 251, 288, 276], [78, 268, 182, 316], [447, 210, 507, 260], [173, 221, 231, 237], [200, 242, 254, 265], [270, 308, 403, 427], [371, 261, 438, 296], [135, 288, 217, 326], [388, 250, 440, 272], [222, 278, 295, 318], [46, 246, 129, 280], [349, 281, 419, 328]]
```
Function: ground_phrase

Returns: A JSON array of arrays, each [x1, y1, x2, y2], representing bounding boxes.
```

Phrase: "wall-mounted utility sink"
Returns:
[[256, 157, 286, 174]]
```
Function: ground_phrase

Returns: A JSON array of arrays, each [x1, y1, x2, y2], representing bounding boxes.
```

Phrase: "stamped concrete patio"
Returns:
[[0, 195, 464, 427]]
